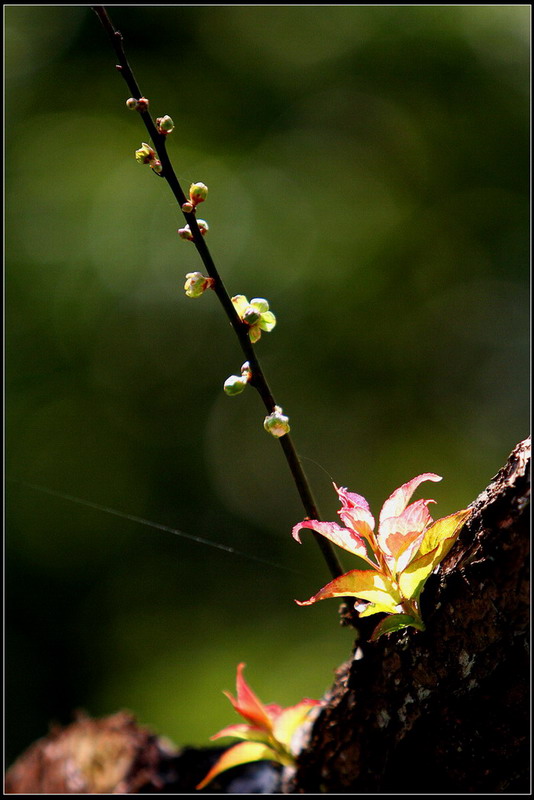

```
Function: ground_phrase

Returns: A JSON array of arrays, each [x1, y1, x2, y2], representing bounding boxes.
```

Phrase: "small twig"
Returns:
[[92, 6, 345, 583]]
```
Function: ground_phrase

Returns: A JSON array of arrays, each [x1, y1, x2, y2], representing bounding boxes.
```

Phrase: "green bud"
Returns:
[[178, 225, 194, 241], [181, 201, 194, 214], [189, 182, 209, 205], [184, 271, 210, 297], [197, 219, 209, 236], [240, 361, 252, 380], [151, 160, 163, 174], [135, 142, 155, 164], [263, 406, 290, 438], [224, 375, 248, 396], [157, 115, 175, 133]]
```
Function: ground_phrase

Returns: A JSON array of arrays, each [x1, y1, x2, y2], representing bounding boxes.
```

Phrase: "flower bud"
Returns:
[[196, 219, 209, 236], [243, 306, 261, 326], [178, 225, 194, 241], [151, 160, 163, 175], [181, 201, 194, 214], [240, 361, 252, 381], [135, 142, 155, 164], [157, 115, 175, 134], [224, 375, 248, 396], [126, 97, 138, 110], [189, 182, 209, 206], [184, 271, 214, 297], [136, 97, 149, 112], [263, 406, 290, 438]]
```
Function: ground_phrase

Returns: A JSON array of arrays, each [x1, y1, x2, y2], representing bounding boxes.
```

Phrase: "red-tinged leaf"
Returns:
[[263, 702, 284, 719], [272, 700, 320, 750], [370, 614, 423, 641], [378, 499, 432, 556], [379, 473, 442, 525], [224, 663, 273, 733], [211, 723, 270, 743], [292, 519, 375, 565], [296, 568, 402, 612], [195, 741, 280, 790], [335, 485, 372, 513], [334, 484, 376, 542]]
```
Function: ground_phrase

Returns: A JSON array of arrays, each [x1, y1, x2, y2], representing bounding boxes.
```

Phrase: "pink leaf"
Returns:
[[377, 499, 434, 561], [292, 519, 374, 564], [379, 473, 442, 525], [334, 484, 375, 541]]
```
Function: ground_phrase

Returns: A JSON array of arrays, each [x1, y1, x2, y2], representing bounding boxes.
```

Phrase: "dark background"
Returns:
[[5, 6, 530, 765]]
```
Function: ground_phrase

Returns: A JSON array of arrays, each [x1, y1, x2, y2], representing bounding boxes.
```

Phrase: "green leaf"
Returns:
[[370, 614, 424, 641], [398, 508, 470, 599], [398, 547, 437, 600], [418, 508, 471, 559], [358, 601, 403, 618]]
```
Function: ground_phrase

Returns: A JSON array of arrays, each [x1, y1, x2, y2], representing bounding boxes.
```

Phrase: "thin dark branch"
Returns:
[[92, 6, 346, 583]]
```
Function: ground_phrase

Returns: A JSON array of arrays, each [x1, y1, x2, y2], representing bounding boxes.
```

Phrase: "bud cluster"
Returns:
[[263, 406, 291, 438], [223, 362, 253, 396], [184, 271, 215, 298], [135, 142, 162, 175], [156, 115, 175, 135], [182, 182, 209, 214], [126, 96, 149, 112], [178, 219, 209, 241]]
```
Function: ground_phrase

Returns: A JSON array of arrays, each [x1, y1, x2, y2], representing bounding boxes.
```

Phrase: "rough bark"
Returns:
[[287, 435, 530, 794], [5, 437, 530, 794]]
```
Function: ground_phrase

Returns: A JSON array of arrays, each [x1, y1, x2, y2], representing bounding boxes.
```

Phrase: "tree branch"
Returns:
[[91, 5, 345, 583]]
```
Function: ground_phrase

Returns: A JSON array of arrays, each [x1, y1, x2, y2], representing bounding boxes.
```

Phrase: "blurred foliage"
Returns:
[[5, 6, 529, 765]]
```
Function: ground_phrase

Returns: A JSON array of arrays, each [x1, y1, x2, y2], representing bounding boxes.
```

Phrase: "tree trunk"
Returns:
[[287, 435, 530, 794], [6, 437, 530, 794]]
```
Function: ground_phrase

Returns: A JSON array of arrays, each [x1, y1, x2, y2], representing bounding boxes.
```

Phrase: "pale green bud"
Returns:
[[181, 201, 194, 214], [184, 271, 212, 297], [135, 142, 155, 164], [189, 182, 209, 205], [240, 361, 252, 380], [178, 225, 194, 241], [196, 219, 209, 236], [159, 115, 174, 132], [264, 406, 290, 437], [224, 375, 248, 396]]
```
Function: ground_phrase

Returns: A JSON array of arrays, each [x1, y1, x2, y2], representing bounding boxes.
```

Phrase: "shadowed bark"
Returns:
[[5, 437, 530, 794], [286, 435, 530, 794]]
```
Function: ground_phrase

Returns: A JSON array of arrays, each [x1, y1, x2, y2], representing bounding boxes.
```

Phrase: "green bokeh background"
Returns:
[[5, 6, 530, 765]]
